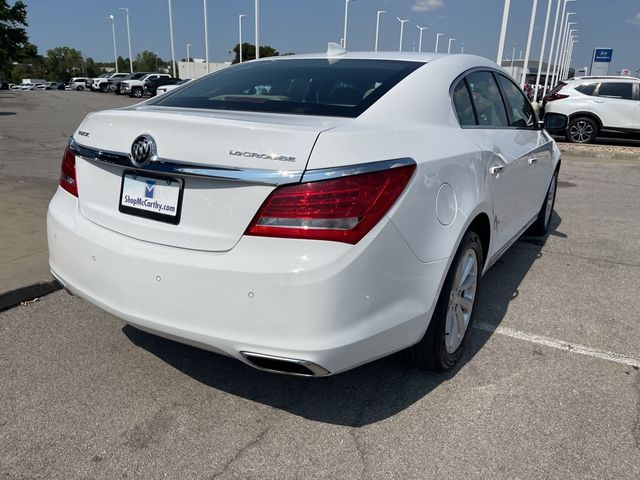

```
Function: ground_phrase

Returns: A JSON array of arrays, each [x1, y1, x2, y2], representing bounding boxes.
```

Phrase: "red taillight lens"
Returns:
[[59, 145, 78, 197], [246, 164, 415, 244], [544, 92, 569, 103]]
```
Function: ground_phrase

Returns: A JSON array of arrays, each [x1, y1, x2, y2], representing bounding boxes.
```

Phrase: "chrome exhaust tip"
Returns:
[[240, 352, 330, 377]]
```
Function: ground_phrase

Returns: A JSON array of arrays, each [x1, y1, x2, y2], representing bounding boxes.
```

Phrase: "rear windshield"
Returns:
[[150, 58, 423, 118]]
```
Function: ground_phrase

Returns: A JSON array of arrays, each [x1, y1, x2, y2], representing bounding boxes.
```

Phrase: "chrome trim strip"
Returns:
[[69, 139, 415, 187], [69, 139, 304, 186], [240, 351, 331, 377], [301, 157, 415, 183]]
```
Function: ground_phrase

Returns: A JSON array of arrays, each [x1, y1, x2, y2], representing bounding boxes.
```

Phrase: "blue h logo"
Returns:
[[144, 180, 156, 198]]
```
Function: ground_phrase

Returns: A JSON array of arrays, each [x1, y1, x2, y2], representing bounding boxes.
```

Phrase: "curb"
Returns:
[[558, 145, 640, 162], [0, 280, 62, 312]]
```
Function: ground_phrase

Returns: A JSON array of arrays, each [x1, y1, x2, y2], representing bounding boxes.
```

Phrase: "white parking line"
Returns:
[[474, 321, 640, 369]]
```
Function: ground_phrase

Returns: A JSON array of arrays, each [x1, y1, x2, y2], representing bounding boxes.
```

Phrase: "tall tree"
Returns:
[[133, 50, 162, 72], [0, 0, 28, 78], [45, 46, 83, 81], [231, 43, 279, 64]]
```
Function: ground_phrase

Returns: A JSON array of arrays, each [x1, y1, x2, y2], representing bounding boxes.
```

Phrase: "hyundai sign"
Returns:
[[590, 48, 613, 76]]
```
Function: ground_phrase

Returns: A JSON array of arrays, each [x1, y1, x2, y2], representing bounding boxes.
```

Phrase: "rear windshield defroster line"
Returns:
[[150, 58, 424, 118]]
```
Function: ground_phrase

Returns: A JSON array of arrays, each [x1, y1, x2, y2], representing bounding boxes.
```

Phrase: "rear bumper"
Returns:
[[47, 188, 447, 375]]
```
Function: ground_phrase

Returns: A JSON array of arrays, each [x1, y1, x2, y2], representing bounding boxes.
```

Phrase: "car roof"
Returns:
[[252, 50, 447, 63], [567, 76, 639, 84]]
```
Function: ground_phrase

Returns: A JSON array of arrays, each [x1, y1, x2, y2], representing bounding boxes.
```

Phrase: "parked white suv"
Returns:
[[69, 77, 90, 91], [543, 76, 640, 143], [120, 73, 171, 98]]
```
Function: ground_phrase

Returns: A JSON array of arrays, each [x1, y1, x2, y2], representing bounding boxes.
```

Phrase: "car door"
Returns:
[[589, 82, 636, 130], [455, 70, 551, 257]]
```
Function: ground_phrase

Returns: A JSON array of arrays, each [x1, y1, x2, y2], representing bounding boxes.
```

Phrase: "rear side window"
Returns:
[[597, 82, 633, 100], [452, 80, 476, 126], [496, 74, 536, 128], [151, 58, 423, 118], [465, 71, 508, 127], [575, 83, 597, 96]]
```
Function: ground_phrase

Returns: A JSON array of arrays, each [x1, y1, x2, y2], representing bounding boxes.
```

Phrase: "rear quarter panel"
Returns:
[[307, 55, 494, 264]]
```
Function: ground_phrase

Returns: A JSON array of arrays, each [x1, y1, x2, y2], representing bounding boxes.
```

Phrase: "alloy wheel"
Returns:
[[569, 120, 594, 143], [445, 248, 478, 353]]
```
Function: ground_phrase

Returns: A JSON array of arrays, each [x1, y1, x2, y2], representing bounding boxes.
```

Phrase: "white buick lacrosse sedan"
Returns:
[[48, 48, 561, 376]]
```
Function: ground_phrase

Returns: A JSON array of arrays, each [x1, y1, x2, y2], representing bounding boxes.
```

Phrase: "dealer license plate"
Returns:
[[119, 172, 183, 224]]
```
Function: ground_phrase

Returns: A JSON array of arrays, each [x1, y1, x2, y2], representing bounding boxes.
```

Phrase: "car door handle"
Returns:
[[528, 157, 538, 165], [490, 166, 504, 175], [592, 100, 605, 104]]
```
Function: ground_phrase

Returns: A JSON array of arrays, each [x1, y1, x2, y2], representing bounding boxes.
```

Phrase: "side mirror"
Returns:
[[542, 113, 568, 131]]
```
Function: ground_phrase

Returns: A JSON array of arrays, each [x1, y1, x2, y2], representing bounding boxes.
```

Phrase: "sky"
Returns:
[[21, 0, 640, 74]]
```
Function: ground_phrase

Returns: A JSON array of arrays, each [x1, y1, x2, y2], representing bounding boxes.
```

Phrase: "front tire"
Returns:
[[132, 87, 143, 98], [528, 171, 558, 236], [407, 231, 483, 371], [566, 116, 598, 144]]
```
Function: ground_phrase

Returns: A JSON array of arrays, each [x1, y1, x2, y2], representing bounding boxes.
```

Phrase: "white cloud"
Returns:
[[412, 0, 445, 13], [626, 12, 640, 26]]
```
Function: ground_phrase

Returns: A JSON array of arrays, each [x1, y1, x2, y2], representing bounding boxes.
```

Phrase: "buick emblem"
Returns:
[[130, 135, 157, 167]]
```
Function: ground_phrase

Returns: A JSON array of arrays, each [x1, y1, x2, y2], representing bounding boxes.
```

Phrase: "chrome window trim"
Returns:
[[301, 157, 415, 183], [69, 139, 304, 186], [69, 139, 414, 187]]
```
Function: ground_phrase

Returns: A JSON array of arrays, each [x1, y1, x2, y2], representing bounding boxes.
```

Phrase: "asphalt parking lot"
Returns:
[[1, 91, 639, 479]]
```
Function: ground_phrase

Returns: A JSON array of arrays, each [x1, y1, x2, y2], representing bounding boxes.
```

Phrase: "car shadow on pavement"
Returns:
[[124, 213, 563, 427]]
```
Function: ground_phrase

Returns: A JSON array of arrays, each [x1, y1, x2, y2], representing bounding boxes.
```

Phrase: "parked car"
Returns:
[[90, 73, 129, 93], [69, 77, 90, 91], [45, 82, 65, 90], [109, 72, 150, 94], [155, 78, 193, 96], [542, 76, 640, 143], [18, 83, 36, 90], [120, 73, 171, 98], [143, 76, 181, 97], [48, 50, 562, 377], [0, 81, 9, 90]]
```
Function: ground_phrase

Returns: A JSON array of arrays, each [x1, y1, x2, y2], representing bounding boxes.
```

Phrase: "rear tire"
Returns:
[[406, 231, 483, 371], [565, 116, 598, 144], [528, 171, 558, 236]]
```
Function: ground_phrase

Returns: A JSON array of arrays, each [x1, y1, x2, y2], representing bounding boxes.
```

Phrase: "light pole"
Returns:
[[397, 17, 409, 52], [168, 0, 176, 77], [561, 31, 577, 79], [416, 26, 428, 53], [520, 0, 538, 88], [119, 8, 133, 73], [564, 37, 579, 79], [255, 0, 260, 59], [533, 0, 553, 102], [461, 43, 464, 54], [447, 38, 456, 54], [186, 43, 192, 78], [342, 0, 355, 49], [375, 10, 386, 52], [434, 33, 443, 53], [555, 19, 576, 85], [550, 2, 576, 87], [239, 14, 246, 63], [203, 0, 209, 72], [106, 15, 118, 73], [542, 0, 563, 96], [496, 0, 511, 63]]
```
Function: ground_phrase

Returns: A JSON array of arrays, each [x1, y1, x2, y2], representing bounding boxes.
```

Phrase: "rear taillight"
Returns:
[[544, 92, 569, 103], [59, 145, 78, 197], [246, 164, 415, 244]]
